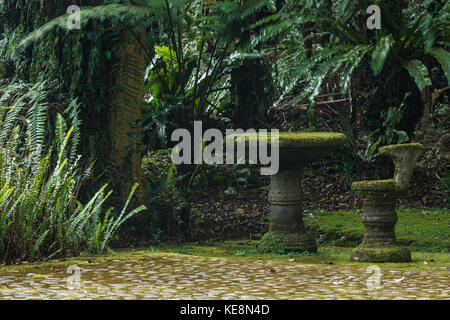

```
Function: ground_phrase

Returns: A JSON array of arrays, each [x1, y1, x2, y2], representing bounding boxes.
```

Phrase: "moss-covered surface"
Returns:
[[352, 179, 397, 191], [1, 241, 449, 277], [153, 241, 449, 273], [259, 231, 317, 254], [351, 247, 411, 263], [379, 143, 424, 154], [303, 207, 449, 252], [225, 132, 347, 149], [0, 207, 447, 299], [0, 243, 448, 299]]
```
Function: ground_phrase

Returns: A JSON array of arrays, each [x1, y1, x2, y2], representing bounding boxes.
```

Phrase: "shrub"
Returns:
[[0, 127, 146, 264]]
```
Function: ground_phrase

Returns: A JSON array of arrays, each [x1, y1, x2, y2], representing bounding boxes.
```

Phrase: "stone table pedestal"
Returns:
[[262, 167, 317, 253]]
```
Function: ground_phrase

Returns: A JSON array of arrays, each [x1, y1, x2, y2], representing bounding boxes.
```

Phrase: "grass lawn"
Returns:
[[303, 207, 449, 252]]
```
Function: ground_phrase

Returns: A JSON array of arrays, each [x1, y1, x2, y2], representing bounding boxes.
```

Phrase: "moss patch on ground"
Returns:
[[1, 241, 449, 277], [0, 249, 153, 276], [303, 207, 449, 252], [154, 240, 450, 273]]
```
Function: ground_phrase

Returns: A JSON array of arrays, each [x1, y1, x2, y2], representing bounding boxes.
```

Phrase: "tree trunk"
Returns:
[[108, 31, 147, 200]]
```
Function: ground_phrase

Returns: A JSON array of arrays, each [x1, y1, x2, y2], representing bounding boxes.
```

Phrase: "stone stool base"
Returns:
[[259, 231, 317, 254], [351, 180, 411, 263], [351, 247, 411, 263]]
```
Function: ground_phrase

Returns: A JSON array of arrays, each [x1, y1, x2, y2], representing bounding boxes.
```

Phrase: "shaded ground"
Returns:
[[0, 243, 448, 300]]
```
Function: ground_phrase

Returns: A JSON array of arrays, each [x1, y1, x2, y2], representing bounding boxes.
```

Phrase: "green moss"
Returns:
[[1, 241, 449, 277], [379, 143, 424, 154], [351, 179, 397, 191], [158, 242, 449, 271], [351, 179, 398, 205], [226, 132, 347, 149], [351, 247, 411, 263], [258, 231, 317, 254], [303, 208, 450, 252], [142, 150, 172, 172], [0, 63, 5, 80], [0, 249, 150, 276]]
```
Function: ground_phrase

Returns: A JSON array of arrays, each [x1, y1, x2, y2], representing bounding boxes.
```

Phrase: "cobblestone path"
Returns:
[[0, 254, 448, 299]]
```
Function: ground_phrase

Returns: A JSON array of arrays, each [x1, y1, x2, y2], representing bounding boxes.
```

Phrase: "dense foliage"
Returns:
[[0, 0, 448, 260], [0, 123, 145, 264]]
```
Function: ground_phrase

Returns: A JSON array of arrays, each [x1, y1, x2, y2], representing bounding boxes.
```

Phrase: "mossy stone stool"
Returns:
[[351, 143, 423, 262], [227, 132, 346, 254]]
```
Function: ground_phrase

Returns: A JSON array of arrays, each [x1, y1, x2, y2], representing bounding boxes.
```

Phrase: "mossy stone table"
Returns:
[[227, 132, 347, 253]]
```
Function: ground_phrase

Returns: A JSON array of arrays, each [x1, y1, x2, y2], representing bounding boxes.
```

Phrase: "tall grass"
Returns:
[[0, 127, 146, 264]]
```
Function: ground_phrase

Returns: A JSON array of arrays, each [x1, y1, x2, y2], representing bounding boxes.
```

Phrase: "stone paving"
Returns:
[[0, 254, 448, 300]]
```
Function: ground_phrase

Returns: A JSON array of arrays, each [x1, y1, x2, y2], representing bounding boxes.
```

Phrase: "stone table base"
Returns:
[[259, 168, 317, 254], [351, 247, 411, 263]]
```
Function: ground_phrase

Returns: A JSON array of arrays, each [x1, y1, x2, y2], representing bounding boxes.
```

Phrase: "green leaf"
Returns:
[[55, 113, 67, 151], [367, 138, 381, 163], [148, 72, 163, 103], [154, 46, 177, 61], [267, 0, 277, 12], [371, 35, 394, 76], [418, 14, 435, 51], [395, 130, 409, 144], [404, 59, 432, 92], [427, 47, 450, 85], [340, 45, 372, 93]]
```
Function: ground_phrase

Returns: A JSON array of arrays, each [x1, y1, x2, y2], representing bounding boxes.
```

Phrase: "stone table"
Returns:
[[226, 132, 346, 253]]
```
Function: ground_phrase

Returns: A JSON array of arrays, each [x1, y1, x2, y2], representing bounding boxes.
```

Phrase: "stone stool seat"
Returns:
[[351, 143, 423, 262]]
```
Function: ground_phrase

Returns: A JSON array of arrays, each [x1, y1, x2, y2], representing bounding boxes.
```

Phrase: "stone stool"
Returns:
[[226, 132, 346, 254], [351, 143, 423, 262]]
